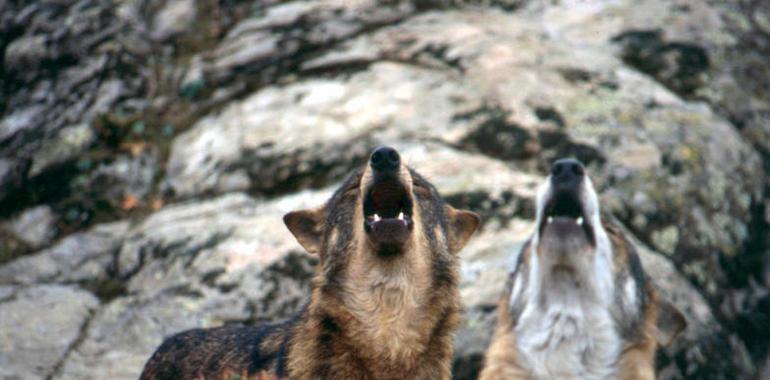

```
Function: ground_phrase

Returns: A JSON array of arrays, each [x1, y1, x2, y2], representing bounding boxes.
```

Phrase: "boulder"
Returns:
[[0, 1, 766, 379], [58, 191, 324, 380], [0, 285, 99, 380], [0, 221, 128, 287], [151, 0, 198, 42], [3, 206, 57, 250]]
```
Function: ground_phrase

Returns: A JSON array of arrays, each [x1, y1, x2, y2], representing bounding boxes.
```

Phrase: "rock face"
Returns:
[[3, 205, 57, 249], [0, 285, 99, 380], [0, 1, 768, 379]]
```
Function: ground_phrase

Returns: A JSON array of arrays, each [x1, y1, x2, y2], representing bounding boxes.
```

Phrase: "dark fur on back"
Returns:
[[141, 308, 302, 380], [140, 163, 479, 380]]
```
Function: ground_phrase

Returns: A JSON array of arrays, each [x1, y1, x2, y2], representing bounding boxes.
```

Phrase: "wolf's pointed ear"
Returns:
[[654, 298, 687, 347], [445, 205, 481, 254], [284, 207, 325, 255]]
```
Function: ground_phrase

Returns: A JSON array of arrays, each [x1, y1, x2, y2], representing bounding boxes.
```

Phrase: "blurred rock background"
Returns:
[[0, 0, 768, 379]]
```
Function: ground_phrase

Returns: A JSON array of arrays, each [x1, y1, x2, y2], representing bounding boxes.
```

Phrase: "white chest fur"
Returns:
[[514, 301, 621, 380]]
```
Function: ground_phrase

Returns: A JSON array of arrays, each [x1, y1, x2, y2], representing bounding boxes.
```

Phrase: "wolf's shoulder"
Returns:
[[141, 321, 295, 380]]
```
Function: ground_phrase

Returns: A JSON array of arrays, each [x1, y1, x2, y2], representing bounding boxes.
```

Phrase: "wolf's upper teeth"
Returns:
[[576, 216, 584, 226], [397, 212, 404, 220], [547, 216, 553, 224], [373, 214, 381, 222]]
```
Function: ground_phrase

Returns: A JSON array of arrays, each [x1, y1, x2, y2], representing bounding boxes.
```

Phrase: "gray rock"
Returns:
[[629, 227, 756, 378], [3, 35, 48, 72], [0, 0, 145, 207], [57, 294, 212, 380], [116, 190, 329, 295], [0, 105, 46, 143], [0, 221, 129, 286], [57, 249, 316, 380], [0, 286, 14, 301], [0, 160, 11, 187], [151, 0, 198, 41], [0, 285, 99, 380], [4, 206, 57, 249], [78, 149, 159, 209], [0, 1, 767, 379], [29, 123, 95, 177], [56, 190, 326, 379], [164, 62, 486, 198], [201, 1, 415, 84], [460, 220, 534, 310]]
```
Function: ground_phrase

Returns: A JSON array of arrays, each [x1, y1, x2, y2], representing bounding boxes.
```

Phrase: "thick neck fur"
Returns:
[[287, 212, 458, 379], [513, 245, 621, 380], [341, 235, 434, 367]]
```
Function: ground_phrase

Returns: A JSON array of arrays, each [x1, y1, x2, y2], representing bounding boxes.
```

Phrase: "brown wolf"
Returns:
[[479, 159, 686, 380], [139, 146, 480, 380]]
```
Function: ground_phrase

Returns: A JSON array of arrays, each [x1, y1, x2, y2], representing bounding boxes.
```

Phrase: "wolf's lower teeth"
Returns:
[[368, 211, 410, 223], [547, 216, 554, 224], [576, 216, 584, 226]]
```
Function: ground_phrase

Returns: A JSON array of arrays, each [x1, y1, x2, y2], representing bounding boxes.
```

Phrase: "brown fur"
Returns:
[[479, 220, 685, 380], [478, 241, 530, 380], [140, 151, 480, 380]]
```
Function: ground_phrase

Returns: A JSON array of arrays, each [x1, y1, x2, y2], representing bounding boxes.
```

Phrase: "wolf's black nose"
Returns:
[[550, 158, 585, 186], [370, 146, 400, 172]]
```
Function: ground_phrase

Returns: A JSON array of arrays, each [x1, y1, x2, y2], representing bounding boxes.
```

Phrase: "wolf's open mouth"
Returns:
[[363, 178, 413, 233], [539, 189, 595, 245]]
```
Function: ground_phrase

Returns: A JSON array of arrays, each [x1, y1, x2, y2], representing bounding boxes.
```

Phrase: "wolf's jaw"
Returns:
[[538, 189, 595, 246], [361, 175, 415, 253], [365, 211, 410, 229], [363, 177, 413, 224], [545, 216, 584, 225]]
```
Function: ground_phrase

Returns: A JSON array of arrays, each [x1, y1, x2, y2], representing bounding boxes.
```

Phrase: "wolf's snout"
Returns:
[[538, 158, 595, 247], [550, 158, 585, 189], [370, 146, 401, 173], [363, 146, 413, 256]]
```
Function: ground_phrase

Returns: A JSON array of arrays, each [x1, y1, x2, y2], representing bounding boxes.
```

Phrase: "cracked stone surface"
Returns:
[[0, 285, 99, 380], [0, 221, 129, 286], [0, 0, 768, 379], [3, 205, 57, 249]]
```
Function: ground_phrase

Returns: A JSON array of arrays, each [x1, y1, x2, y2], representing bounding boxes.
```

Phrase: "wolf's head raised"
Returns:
[[283, 146, 479, 374], [284, 145, 479, 271], [494, 158, 686, 379], [530, 158, 609, 303]]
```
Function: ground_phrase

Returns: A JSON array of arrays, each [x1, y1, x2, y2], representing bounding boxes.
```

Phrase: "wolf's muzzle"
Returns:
[[363, 146, 414, 256], [539, 159, 595, 246]]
